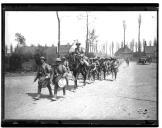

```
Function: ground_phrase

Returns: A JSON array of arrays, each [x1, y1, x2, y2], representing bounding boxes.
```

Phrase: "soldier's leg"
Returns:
[[52, 83, 58, 100], [34, 84, 41, 100], [47, 82, 53, 97], [63, 87, 66, 96]]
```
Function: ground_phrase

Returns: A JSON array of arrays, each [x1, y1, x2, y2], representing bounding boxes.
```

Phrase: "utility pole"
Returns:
[[86, 12, 89, 55], [123, 20, 126, 48], [56, 11, 60, 57], [138, 14, 141, 53]]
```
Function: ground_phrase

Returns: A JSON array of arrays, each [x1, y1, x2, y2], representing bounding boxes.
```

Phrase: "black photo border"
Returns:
[[1, 3, 159, 127]]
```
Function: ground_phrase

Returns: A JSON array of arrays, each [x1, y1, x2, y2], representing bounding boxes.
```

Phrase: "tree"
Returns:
[[153, 38, 157, 46], [15, 33, 26, 46], [88, 29, 98, 53], [112, 42, 114, 56], [121, 41, 124, 48], [10, 44, 13, 53], [9, 53, 22, 71], [109, 43, 112, 56], [149, 40, 152, 46], [130, 39, 135, 51], [116, 42, 120, 51], [5, 45, 8, 55], [135, 42, 138, 52]]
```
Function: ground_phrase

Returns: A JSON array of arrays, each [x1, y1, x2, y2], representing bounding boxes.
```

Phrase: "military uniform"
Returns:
[[34, 56, 53, 100], [74, 42, 89, 67], [51, 58, 68, 101]]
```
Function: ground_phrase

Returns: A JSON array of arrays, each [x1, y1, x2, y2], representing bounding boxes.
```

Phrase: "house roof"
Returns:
[[115, 45, 133, 56], [145, 46, 156, 54]]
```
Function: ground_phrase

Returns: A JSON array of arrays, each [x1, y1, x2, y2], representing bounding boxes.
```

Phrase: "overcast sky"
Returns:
[[5, 11, 157, 52]]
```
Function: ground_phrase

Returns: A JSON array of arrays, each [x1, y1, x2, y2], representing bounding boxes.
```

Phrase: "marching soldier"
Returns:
[[61, 56, 69, 86], [90, 58, 97, 80], [62, 56, 70, 73], [51, 58, 68, 101], [33, 56, 53, 100]]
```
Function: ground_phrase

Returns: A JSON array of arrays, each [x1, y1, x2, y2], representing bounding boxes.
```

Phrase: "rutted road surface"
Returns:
[[5, 62, 157, 120]]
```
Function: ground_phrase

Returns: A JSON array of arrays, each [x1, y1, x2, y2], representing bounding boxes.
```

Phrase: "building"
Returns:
[[15, 46, 36, 55], [45, 46, 57, 65], [59, 44, 72, 57], [115, 45, 133, 59], [144, 46, 157, 58]]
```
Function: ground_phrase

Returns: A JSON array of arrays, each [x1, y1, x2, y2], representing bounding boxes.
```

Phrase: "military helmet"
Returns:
[[56, 58, 62, 62], [40, 56, 46, 60], [76, 42, 81, 45], [62, 56, 66, 60]]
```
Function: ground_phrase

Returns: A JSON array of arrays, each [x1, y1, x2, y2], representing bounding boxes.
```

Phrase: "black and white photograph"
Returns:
[[2, 4, 158, 126]]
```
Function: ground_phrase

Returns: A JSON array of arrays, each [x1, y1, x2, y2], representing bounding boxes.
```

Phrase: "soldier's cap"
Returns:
[[56, 58, 62, 62], [76, 42, 81, 45], [40, 56, 46, 60], [62, 57, 66, 59]]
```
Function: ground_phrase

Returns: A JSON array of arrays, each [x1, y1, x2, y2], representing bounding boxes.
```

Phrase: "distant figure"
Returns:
[[125, 57, 129, 66], [33, 56, 53, 100], [148, 56, 152, 64]]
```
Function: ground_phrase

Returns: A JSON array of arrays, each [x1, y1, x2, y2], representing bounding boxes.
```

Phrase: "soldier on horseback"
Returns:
[[75, 42, 84, 55], [74, 42, 89, 67], [33, 56, 53, 100]]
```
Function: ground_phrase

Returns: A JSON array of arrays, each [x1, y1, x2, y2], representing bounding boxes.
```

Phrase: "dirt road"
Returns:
[[4, 62, 157, 120]]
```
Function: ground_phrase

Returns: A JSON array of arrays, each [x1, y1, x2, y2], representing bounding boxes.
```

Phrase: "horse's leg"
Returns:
[[65, 76, 69, 87], [93, 71, 95, 81], [83, 72, 86, 86], [98, 70, 100, 80], [63, 87, 66, 96], [112, 70, 114, 80], [115, 71, 117, 80], [73, 72, 78, 90], [81, 70, 86, 86], [103, 70, 106, 80], [99, 69, 102, 80]]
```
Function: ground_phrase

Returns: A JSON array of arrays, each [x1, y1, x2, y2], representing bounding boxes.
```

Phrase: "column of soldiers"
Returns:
[[33, 42, 120, 101]]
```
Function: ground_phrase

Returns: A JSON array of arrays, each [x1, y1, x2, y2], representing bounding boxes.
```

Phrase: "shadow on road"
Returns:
[[105, 79, 114, 81], [26, 93, 52, 100], [26, 93, 65, 100], [136, 63, 151, 65]]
